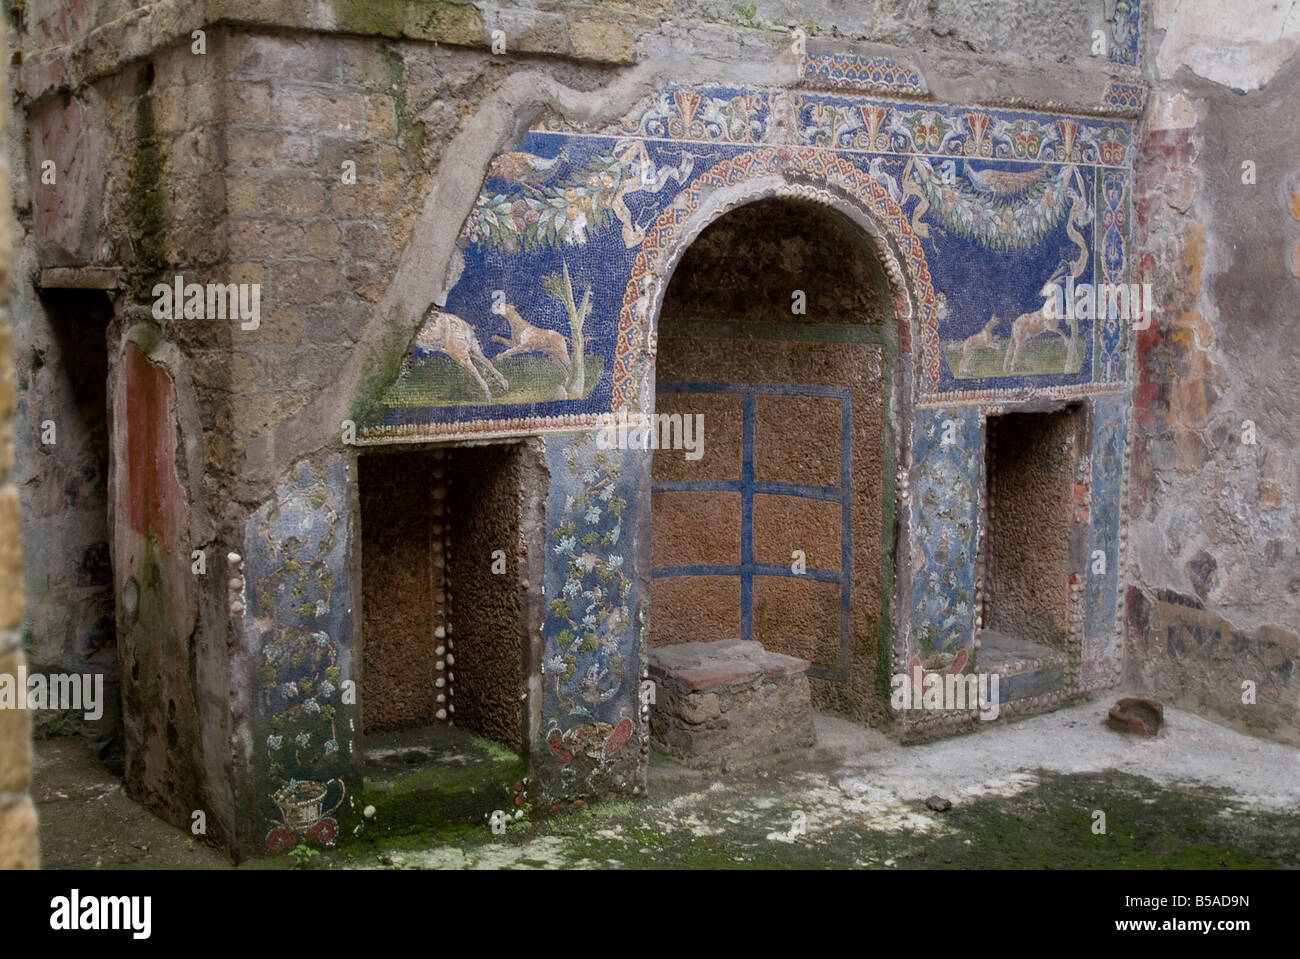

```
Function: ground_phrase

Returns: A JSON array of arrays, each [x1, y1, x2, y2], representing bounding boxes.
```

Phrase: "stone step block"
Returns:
[[648, 639, 814, 767]]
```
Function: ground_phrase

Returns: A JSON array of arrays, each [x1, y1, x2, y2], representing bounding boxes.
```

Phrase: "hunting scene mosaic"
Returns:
[[359, 83, 1134, 441]]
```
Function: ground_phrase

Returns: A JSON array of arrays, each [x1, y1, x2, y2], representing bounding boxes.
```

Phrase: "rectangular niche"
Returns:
[[359, 444, 530, 753], [982, 406, 1083, 653]]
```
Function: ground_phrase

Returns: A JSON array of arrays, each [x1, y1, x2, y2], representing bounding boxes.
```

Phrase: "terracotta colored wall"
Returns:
[[114, 340, 207, 838], [447, 444, 528, 752], [359, 450, 442, 731], [984, 409, 1081, 647], [650, 199, 892, 720]]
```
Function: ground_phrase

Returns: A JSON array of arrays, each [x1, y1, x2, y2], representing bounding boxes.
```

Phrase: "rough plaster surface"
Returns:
[[447, 443, 529, 753], [985, 408, 1080, 645], [359, 450, 442, 731], [1153, 0, 1300, 92], [1128, 10, 1300, 741], [658, 198, 891, 325]]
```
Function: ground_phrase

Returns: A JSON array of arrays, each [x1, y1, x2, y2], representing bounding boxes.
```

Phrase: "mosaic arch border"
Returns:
[[616, 145, 939, 413]]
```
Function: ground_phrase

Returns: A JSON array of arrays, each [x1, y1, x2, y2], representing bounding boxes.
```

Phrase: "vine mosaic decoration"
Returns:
[[541, 434, 640, 794], [245, 457, 354, 851]]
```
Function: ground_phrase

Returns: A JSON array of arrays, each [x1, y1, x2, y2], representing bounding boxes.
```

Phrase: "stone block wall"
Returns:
[[0, 10, 38, 869]]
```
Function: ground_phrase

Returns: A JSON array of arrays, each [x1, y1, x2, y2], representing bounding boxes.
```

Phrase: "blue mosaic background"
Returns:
[[909, 407, 981, 662], [360, 86, 1134, 440], [244, 455, 357, 852]]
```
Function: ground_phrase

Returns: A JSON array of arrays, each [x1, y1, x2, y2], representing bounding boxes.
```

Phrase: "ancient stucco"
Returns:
[[1125, 0, 1300, 741]]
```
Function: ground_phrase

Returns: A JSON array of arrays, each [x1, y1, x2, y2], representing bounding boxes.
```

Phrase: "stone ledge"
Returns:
[[17, 0, 652, 103], [651, 638, 811, 692], [37, 266, 120, 290], [648, 639, 815, 767]]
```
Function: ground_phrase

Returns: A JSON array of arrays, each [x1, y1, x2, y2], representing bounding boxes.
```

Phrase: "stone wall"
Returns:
[[1126, 0, 1300, 742], [0, 10, 37, 869]]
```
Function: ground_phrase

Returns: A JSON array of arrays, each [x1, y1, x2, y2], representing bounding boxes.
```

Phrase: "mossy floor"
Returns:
[[33, 700, 1300, 870], [300, 766, 1298, 871]]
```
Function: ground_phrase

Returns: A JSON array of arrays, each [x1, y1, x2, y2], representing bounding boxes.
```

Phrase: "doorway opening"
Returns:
[[36, 289, 119, 768], [358, 443, 532, 830], [978, 406, 1083, 697], [648, 195, 898, 754]]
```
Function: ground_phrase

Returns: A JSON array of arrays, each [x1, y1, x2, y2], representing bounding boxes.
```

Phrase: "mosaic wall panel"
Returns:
[[1107, 0, 1142, 68], [909, 406, 981, 666], [538, 433, 644, 796], [340, 81, 1140, 790], [1083, 393, 1127, 681], [359, 85, 1136, 442], [244, 456, 357, 851]]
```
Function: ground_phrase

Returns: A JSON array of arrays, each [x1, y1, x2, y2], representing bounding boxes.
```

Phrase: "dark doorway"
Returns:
[[36, 289, 118, 768], [979, 407, 1083, 697], [358, 444, 528, 753]]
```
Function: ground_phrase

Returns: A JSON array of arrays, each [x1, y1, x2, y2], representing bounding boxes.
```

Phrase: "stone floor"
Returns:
[[30, 693, 1300, 869]]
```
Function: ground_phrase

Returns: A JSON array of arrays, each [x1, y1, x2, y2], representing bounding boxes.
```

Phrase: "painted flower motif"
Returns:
[[324, 739, 340, 755], [564, 495, 575, 511], [294, 731, 312, 748], [582, 614, 598, 629], [545, 655, 565, 675], [585, 506, 602, 524], [608, 555, 624, 569], [555, 536, 577, 555], [608, 524, 621, 546], [581, 469, 598, 484], [304, 698, 321, 715], [563, 580, 581, 597], [267, 735, 283, 751], [319, 680, 336, 698], [280, 682, 298, 700], [599, 486, 614, 502]]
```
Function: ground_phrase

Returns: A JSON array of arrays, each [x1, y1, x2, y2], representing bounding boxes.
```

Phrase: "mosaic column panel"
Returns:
[[909, 406, 981, 666], [538, 433, 644, 798], [243, 455, 357, 853], [1083, 393, 1127, 683]]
